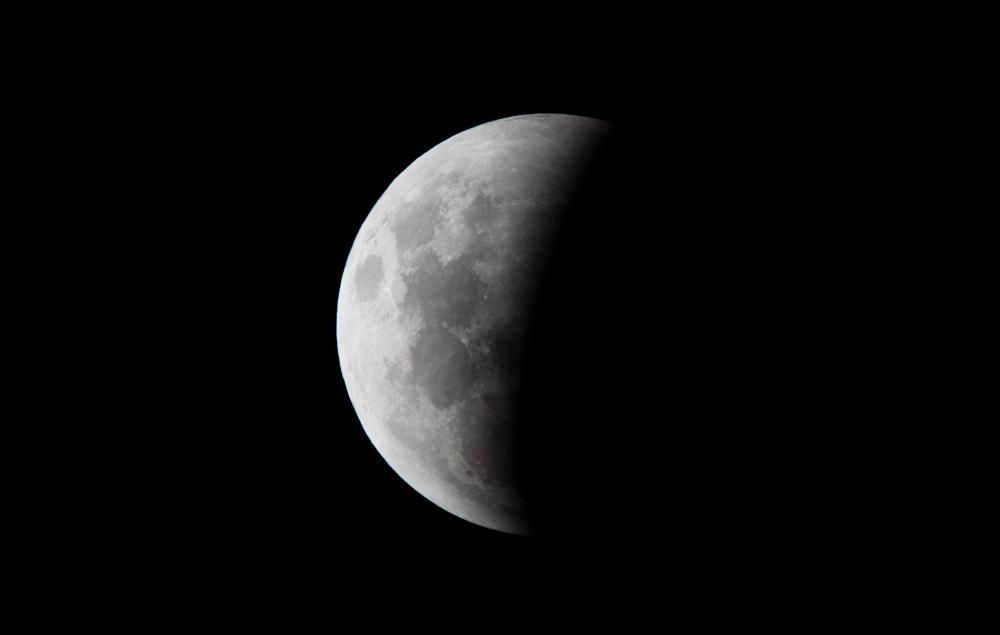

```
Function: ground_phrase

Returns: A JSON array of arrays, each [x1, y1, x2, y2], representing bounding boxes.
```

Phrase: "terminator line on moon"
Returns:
[[337, 114, 610, 534]]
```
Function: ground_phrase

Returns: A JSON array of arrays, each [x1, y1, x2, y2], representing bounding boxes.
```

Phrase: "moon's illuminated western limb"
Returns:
[[337, 114, 610, 534]]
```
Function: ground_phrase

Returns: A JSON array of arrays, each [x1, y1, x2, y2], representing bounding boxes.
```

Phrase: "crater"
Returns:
[[393, 195, 443, 253], [460, 419, 516, 487], [401, 251, 484, 329], [410, 327, 474, 409], [464, 191, 502, 234], [354, 255, 384, 302], [386, 406, 424, 453], [385, 359, 403, 383]]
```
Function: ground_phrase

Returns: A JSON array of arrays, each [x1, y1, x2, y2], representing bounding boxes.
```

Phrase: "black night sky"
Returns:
[[54, 21, 911, 617], [168, 74, 846, 561]]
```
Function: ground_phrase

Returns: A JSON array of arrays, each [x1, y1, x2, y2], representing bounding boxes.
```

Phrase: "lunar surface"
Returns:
[[337, 114, 610, 534]]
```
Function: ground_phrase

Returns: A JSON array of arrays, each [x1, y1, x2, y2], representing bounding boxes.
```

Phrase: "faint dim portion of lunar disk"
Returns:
[[337, 114, 610, 534]]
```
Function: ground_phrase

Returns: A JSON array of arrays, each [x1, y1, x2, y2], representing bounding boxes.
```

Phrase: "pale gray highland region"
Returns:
[[337, 114, 610, 534]]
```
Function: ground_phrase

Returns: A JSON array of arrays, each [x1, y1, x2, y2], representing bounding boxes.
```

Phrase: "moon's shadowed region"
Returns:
[[513, 116, 865, 559]]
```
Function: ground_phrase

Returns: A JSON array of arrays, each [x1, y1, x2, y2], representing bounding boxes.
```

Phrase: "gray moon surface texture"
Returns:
[[337, 114, 610, 534]]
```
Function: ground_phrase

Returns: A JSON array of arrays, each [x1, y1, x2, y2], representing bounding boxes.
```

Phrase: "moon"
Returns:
[[337, 114, 611, 534]]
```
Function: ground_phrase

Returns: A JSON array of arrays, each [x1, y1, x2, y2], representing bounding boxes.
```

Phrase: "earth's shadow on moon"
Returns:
[[509, 123, 728, 543], [512, 122, 770, 544], [510, 116, 850, 558], [508, 126, 637, 538]]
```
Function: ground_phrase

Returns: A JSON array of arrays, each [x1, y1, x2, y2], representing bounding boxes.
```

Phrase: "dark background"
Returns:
[[42, 23, 925, 614], [111, 54, 641, 572], [9, 7, 976, 624], [150, 75, 845, 569]]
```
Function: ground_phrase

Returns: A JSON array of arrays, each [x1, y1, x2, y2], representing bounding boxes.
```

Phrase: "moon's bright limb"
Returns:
[[337, 114, 610, 534]]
